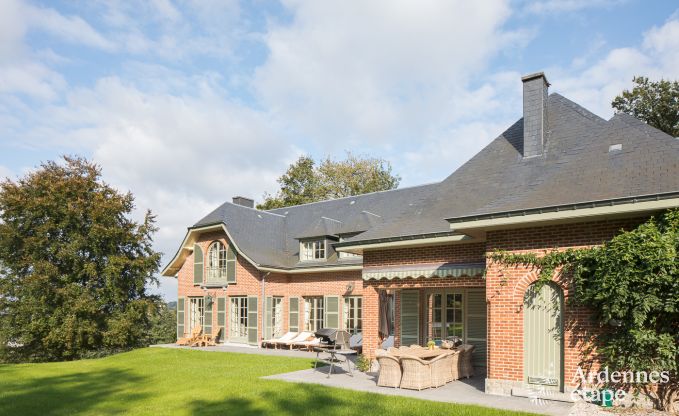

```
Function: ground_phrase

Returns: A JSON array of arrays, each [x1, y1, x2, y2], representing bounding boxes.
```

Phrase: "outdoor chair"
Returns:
[[376, 354, 402, 388], [380, 335, 394, 349], [176, 325, 202, 346], [192, 327, 221, 347], [387, 347, 399, 354], [450, 349, 462, 380], [374, 348, 387, 357], [398, 345, 410, 351], [277, 331, 314, 349], [399, 355, 432, 390], [459, 344, 475, 379], [349, 332, 363, 352], [429, 351, 454, 386], [262, 331, 297, 348]]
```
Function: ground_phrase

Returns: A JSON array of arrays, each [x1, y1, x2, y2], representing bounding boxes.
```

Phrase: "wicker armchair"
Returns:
[[399, 355, 432, 390], [387, 347, 399, 354], [450, 349, 462, 380], [430, 351, 454, 386], [376, 354, 402, 388], [459, 344, 476, 379]]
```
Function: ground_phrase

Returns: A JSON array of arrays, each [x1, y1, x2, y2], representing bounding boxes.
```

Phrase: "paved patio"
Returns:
[[265, 365, 573, 416], [153, 344, 573, 415]]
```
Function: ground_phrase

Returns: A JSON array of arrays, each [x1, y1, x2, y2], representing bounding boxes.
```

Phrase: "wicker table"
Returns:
[[313, 347, 357, 378], [390, 348, 455, 360]]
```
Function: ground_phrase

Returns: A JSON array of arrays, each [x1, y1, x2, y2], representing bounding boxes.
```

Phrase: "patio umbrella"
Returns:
[[378, 290, 389, 339]]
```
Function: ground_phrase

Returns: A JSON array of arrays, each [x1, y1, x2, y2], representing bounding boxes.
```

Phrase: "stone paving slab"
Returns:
[[153, 344, 573, 415], [265, 366, 574, 416]]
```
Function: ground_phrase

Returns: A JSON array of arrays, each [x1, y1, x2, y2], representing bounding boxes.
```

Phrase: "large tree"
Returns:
[[258, 153, 401, 210], [612, 76, 679, 137], [0, 157, 162, 362]]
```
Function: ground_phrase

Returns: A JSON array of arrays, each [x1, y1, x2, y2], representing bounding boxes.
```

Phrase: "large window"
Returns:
[[430, 292, 464, 340], [189, 297, 204, 332], [304, 297, 324, 331], [229, 296, 248, 341], [207, 241, 236, 282], [300, 240, 326, 261], [344, 296, 362, 334]]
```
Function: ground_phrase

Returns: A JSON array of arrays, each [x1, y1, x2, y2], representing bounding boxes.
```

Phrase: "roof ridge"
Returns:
[[264, 181, 441, 212], [222, 200, 287, 218]]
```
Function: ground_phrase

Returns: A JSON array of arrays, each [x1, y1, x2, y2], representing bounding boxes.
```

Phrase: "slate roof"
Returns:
[[190, 93, 679, 269]]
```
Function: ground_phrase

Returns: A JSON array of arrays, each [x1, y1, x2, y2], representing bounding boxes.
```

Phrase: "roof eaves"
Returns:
[[445, 191, 679, 224]]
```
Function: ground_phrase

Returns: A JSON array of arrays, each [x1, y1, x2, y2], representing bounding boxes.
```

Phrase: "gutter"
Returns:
[[333, 232, 474, 253], [446, 192, 679, 230]]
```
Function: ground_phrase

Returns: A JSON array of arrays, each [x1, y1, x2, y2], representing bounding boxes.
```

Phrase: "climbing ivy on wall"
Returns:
[[489, 209, 679, 411]]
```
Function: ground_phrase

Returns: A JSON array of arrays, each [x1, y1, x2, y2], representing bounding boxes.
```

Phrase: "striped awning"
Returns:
[[362, 262, 486, 281]]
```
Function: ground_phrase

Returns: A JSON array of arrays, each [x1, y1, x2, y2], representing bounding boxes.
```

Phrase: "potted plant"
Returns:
[[427, 340, 436, 350]]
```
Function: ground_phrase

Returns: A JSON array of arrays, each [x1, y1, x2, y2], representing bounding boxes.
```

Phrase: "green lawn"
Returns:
[[0, 348, 537, 416]]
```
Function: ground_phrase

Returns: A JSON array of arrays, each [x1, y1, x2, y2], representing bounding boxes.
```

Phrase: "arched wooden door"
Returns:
[[524, 282, 564, 391]]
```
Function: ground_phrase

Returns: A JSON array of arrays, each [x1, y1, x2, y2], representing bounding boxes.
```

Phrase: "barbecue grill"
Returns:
[[314, 328, 351, 349]]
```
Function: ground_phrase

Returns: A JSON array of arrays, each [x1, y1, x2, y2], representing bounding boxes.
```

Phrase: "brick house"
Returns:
[[162, 72, 679, 397]]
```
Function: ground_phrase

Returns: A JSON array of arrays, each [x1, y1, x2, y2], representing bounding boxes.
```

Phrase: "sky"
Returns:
[[1, 0, 679, 301]]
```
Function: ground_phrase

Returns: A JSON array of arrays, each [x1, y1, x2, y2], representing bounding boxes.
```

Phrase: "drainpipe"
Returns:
[[260, 271, 270, 346]]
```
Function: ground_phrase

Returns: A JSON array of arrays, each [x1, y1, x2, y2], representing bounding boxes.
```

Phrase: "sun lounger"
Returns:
[[291, 337, 320, 351], [277, 331, 314, 349], [262, 332, 297, 348]]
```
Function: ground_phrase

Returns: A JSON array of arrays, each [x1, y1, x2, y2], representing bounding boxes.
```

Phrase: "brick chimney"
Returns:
[[521, 72, 549, 158], [232, 196, 254, 208]]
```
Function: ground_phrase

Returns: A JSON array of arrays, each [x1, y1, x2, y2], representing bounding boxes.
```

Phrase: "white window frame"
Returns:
[[300, 239, 326, 262], [188, 297, 204, 332], [304, 297, 324, 331], [344, 296, 362, 334], [338, 236, 362, 259]]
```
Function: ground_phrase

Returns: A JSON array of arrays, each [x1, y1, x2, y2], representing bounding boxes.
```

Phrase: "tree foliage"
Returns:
[[490, 210, 679, 410], [257, 153, 400, 210], [0, 157, 162, 362], [612, 76, 679, 137]]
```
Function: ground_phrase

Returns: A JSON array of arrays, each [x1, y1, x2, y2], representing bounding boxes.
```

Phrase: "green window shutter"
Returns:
[[203, 296, 212, 335], [193, 244, 203, 285], [226, 244, 237, 283], [177, 297, 185, 340], [289, 297, 299, 333], [400, 290, 420, 346], [324, 295, 340, 329], [217, 296, 226, 343], [264, 297, 273, 340], [247, 296, 258, 345], [465, 289, 487, 368]]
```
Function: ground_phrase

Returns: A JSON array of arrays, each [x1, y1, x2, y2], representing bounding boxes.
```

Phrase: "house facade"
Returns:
[[162, 72, 679, 397]]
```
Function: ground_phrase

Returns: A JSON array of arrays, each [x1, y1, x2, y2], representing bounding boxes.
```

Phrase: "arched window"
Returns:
[[207, 241, 236, 282]]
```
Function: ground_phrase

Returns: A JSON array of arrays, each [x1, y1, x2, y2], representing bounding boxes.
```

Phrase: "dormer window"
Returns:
[[301, 239, 326, 261], [207, 241, 236, 283]]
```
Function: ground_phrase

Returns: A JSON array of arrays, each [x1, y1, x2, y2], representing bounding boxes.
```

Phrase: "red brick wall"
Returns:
[[363, 242, 485, 267], [361, 242, 487, 358], [485, 218, 645, 388], [176, 230, 363, 343]]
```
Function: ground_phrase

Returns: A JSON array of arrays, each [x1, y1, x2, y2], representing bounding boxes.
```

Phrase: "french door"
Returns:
[[430, 291, 464, 341], [188, 297, 204, 333], [229, 296, 248, 343]]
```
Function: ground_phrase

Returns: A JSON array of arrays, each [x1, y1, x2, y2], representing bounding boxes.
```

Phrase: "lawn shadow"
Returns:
[[0, 366, 148, 415], [189, 381, 393, 416]]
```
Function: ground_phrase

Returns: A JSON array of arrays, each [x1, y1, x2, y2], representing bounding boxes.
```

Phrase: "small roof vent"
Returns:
[[609, 144, 622, 152]]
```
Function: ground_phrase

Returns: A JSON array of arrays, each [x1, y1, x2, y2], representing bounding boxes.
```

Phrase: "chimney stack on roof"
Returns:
[[522, 72, 549, 158], [232, 196, 255, 208]]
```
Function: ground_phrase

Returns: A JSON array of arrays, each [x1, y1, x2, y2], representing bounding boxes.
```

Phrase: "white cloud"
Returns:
[[0, 165, 12, 181], [523, 0, 623, 15], [25, 4, 116, 51], [552, 15, 679, 118], [254, 0, 525, 149]]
